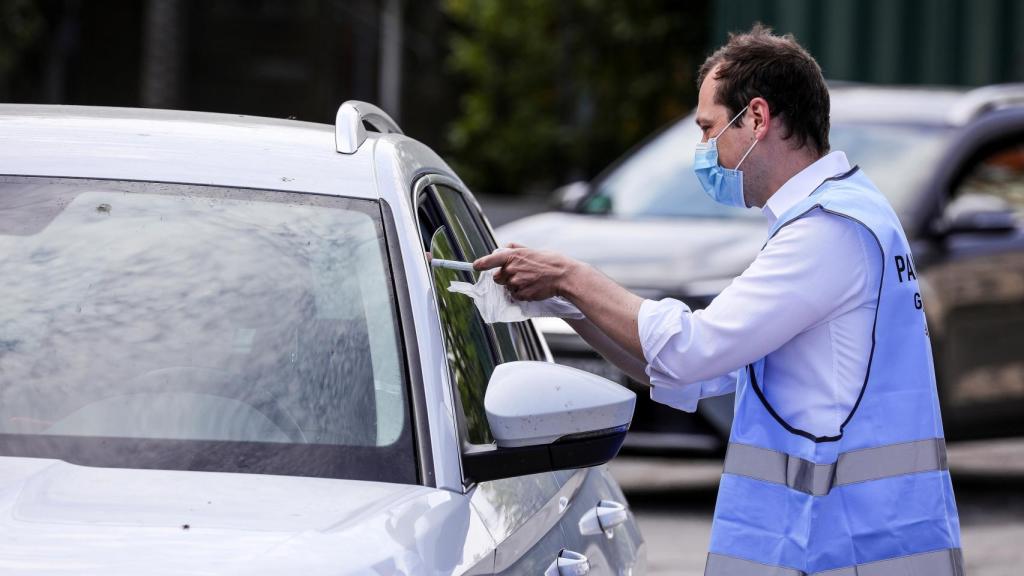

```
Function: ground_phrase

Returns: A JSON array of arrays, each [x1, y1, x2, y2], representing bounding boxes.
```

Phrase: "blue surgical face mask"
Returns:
[[693, 105, 758, 208]]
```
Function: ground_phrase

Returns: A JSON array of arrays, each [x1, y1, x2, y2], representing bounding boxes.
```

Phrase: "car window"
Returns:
[[582, 116, 953, 219], [420, 188, 501, 446], [830, 123, 953, 214], [583, 119, 758, 219], [951, 140, 1024, 217], [435, 185, 492, 262], [427, 223, 499, 446], [420, 183, 548, 448], [0, 176, 416, 483], [434, 184, 543, 362]]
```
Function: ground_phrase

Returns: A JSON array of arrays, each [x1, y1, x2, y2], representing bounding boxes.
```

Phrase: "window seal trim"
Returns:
[[379, 199, 435, 487]]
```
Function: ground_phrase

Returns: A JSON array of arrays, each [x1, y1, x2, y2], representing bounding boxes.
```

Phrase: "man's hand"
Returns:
[[473, 243, 579, 301], [476, 242, 645, 359]]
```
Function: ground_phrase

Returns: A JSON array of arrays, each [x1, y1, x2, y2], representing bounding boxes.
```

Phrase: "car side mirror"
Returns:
[[461, 361, 635, 484], [551, 181, 591, 212]]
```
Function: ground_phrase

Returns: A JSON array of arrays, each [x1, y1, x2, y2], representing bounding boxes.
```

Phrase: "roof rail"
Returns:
[[335, 100, 403, 154], [948, 83, 1024, 126]]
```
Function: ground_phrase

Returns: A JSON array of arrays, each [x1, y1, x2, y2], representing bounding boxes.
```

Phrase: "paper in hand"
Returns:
[[447, 268, 584, 324]]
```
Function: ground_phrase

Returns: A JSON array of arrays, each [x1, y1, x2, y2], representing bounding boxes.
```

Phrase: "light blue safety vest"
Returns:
[[705, 166, 964, 576]]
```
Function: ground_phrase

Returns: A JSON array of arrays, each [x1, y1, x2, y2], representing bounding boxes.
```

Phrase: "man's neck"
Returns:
[[757, 150, 821, 208]]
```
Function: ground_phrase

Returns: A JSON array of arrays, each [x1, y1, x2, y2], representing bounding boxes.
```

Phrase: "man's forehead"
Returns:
[[695, 101, 728, 126], [695, 110, 719, 126], [696, 66, 727, 125]]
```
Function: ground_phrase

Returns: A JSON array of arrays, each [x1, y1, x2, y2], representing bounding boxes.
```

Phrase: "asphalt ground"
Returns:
[[609, 438, 1024, 576]]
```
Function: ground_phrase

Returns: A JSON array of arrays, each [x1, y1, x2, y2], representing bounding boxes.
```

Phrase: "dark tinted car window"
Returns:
[[420, 184, 548, 446], [0, 177, 415, 483], [954, 141, 1024, 216], [434, 185, 541, 362], [425, 212, 498, 445]]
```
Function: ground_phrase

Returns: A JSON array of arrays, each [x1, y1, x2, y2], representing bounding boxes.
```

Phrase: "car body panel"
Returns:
[[0, 456, 494, 575], [468, 472, 566, 573], [556, 467, 646, 576], [0, 105, 378, 200], [827, 85, 966, 125]]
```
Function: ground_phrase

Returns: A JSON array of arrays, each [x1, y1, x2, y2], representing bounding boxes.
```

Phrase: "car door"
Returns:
[[415, 176, 569, 574], [428, 179, 644, 574], [913, 109, 1024, 440], [554, 465, 645, 576]]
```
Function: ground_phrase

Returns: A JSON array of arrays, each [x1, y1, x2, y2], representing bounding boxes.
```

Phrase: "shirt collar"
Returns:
[[762, 151, 852, 223]]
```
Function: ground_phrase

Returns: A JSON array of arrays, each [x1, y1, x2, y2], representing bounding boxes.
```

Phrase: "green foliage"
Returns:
[[444, 0, 710, 195]]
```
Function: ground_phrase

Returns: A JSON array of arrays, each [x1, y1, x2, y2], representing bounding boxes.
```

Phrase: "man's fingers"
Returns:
[[508, 279, 527, 300], [474, 251, 512, 271], [506, 242, 527, 249]]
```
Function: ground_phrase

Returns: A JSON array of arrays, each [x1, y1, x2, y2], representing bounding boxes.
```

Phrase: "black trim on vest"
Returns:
[[747, 165, 888, 443]]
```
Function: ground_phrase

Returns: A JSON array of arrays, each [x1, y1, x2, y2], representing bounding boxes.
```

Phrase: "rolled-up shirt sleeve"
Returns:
[[639, 298, 738, 412], [636, 211, 870, 412]]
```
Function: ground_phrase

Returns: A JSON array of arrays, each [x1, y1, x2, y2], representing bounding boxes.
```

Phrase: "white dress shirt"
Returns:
[[638, 151, 882, 438]]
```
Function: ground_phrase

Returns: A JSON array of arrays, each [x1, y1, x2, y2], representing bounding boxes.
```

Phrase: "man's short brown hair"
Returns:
[[697, 24, 830, 156]]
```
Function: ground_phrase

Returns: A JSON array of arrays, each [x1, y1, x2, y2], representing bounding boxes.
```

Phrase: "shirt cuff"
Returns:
[[639, 298, 697, 409], [637, 298, 692, 367], [650, 371, 739, 413], [650, 380, 701, 412]]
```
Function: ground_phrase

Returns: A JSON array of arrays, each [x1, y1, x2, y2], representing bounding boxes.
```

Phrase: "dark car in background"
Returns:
[[497, 83, 1024, 456]]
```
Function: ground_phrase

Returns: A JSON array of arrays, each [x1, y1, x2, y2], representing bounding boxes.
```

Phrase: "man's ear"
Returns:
[[748, 97, 771, 140]]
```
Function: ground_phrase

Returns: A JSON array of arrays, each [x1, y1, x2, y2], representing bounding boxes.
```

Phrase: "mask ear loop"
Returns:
[[713, 105, 749, 140], [735, 137, 758, 170], [733, 104, 762, 169]]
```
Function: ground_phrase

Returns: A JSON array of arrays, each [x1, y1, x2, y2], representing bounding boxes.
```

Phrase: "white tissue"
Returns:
[[447, 269, 584, 324]]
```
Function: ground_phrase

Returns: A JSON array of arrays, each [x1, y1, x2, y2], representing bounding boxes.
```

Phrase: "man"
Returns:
[[475, 26, 963, 576]]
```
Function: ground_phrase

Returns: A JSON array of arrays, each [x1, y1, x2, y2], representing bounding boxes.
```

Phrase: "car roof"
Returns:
[[0, 104, 453, 205], [828, 83, 1024, 127]]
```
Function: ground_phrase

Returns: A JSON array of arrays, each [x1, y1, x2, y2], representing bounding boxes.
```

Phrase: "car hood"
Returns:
[[0, 456, 490, 575], [495, 212, 768, 296]]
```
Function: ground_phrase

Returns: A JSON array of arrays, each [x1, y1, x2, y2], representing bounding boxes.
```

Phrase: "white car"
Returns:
[[0, 102, 645, 575]]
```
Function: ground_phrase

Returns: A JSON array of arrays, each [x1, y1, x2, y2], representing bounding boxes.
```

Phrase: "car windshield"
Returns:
[[581, 117, 953, 218], [0, 176, 415, 483]]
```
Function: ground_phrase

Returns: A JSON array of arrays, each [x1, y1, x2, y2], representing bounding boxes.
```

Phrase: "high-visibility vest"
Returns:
[[705, 166, 963, 576]]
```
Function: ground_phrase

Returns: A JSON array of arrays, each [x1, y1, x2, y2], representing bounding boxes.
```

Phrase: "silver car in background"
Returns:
[[0, 102, 644, 574], [499, 83, 1024, 456]]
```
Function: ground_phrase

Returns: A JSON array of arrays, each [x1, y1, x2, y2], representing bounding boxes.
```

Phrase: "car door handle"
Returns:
[[544, 550, 590, 576], [578, 499, 628, 536]]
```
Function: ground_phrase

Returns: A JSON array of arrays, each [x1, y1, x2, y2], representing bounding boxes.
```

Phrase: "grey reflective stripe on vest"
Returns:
[[723, 438, 947, 496], [705, 548, 965, 576]]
